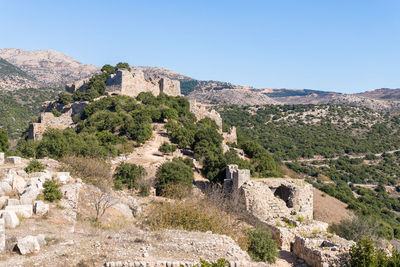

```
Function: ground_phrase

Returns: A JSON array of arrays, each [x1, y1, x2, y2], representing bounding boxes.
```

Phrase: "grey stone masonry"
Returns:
[[0, 218, 4, 253], [0, 152, 4, 165]]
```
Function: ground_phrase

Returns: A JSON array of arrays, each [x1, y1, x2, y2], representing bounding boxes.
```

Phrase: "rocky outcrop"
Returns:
[[189, 100, 222, 128], [187, 89, 279, 106]]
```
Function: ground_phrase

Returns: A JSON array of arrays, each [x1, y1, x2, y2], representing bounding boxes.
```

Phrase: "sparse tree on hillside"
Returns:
[[0, 129, 9, 152]]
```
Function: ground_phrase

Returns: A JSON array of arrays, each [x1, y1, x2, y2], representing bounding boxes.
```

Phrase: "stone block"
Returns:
[[17, 235, 40, 255], [34, 201, 49, 216], [5, 156, 21, 165], [7, 198, 20, 206], [0, 210, 19, 228], [5, 205, 33, 218], [0, 152, 4, 165], [0, 219, 5, 253], [55, 172, 71, 184], [0, 182, 12, 195], [0, 196, 8, 208], [12, 174, 27, 194]]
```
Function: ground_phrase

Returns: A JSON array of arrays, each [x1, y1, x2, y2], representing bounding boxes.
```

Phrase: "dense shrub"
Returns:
[[349, 238, 400, 266], [51, 108, 62, 117], [155, 158, 194, 195], [158, 142, 177, 154], [43, 180, 63, 202], [198, 259, 230, 267], [60, 155, 111, 183], [0, 128, 9, 152], [247, 227, 278, 263], [25, 160, 45, 174], [330, 215, 381, 242], [113, 162, 146, 190]]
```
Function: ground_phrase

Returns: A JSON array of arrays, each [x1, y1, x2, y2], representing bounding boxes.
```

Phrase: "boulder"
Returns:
[[33, 201, 49, 216], [55, 172, 71, 184], [111, 203, 133, 218], [7, 198, 20, 206], [12, 174, 27, 193], [0, 182, 12, 195], [5, 156, 21, 165], [5, 205, 33, 218], [35, 234, 46, 246], [0, 196, 9, 208], [16, 235, 40, 255], [0, 210, 19, 228]]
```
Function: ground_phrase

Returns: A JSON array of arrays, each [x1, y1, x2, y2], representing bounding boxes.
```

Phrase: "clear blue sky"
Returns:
[[1, 0, 399, 93]]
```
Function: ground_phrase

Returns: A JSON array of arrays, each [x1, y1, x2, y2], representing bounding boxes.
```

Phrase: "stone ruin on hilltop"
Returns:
[[28, 69, 236, 143], [223, 164, 355, 267], [65, 68, 181, 97]]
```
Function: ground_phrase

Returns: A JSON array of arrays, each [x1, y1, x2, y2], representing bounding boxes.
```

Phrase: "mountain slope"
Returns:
[[0, 58, 41, 90], [0, 48, 99, 88]]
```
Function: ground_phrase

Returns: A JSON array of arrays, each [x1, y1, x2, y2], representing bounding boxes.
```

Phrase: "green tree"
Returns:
[[0, 128, 10, 152], [113, 162, 146, 190], [115, 62, 131, 71], [247, 227, 279, 263], [43, 180, 63, 202], [156, 159, 194, 194]]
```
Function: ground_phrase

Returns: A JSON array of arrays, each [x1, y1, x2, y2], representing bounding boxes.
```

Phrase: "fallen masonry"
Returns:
[[223, 165, 355, 267]]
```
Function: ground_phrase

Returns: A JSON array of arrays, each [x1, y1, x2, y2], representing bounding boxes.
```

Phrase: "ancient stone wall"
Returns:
[[65, 78, 88, 93], [28, 101, 88, 140], [223, 165, 354, 267], [223, 126, 237, 144], [105, 69, 180, 98]]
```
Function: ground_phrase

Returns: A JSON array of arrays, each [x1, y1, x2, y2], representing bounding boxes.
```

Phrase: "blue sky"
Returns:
[[0, 0, 399, 93]]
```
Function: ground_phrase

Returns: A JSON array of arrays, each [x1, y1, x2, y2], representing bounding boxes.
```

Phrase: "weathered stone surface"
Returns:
[[189, 100, 222, 129], [5, 156, 21, 165], [106, 69, 180, 98], [0, 219, 5, 253], [0, 196, 9, 208], [110, 203, 133, 218], [0, 210, 19, 228], [292, 235, 354, 267], [5, 205, 33, 218], [35, 234, 46, 246], [12, 174, 26, 193], [0, 182, 12, 195], [0, 152, 4, 165], [33, 201, 49, 216], [55, 172, 71, 184], [16, 235, 40, 255], [7, 199, 20, 206]]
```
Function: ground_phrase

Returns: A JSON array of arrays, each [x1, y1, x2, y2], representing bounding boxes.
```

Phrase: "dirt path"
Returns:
[[282, 149, 400, 163]]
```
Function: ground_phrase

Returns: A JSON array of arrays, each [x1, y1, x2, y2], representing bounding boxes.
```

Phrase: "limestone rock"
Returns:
[[0, 210, 19, 228], [110, 203, 132, 218], [5, 156, 21, 165], [12, 174, 26, 193], [0, 152, 4, 165], [16, 235, 40, 255], [0, 219, 5, 253], [55, 172, 71, 184], [33, 201, 49, 216], [0, 182, 12, 195], [5, 205, 33, 218], [0, 196, 8, 208], [7, 198, 20, 206]]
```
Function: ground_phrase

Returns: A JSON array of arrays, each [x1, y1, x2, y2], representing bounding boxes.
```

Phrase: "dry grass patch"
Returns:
[[60, 155, 111, 183], [144, 195, 249, 250]]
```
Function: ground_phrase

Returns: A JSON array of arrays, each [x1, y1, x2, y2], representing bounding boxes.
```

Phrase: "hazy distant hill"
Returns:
[[0, 57, 41, 90], [0, 48, 99, 89]]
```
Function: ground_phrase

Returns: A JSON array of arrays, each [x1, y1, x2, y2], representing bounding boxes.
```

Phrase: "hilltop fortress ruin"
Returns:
[[28, 68, 228, 141]]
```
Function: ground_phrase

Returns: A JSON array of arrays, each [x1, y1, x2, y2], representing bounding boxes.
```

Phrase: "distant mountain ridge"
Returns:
[[0, 48, 99, 90]]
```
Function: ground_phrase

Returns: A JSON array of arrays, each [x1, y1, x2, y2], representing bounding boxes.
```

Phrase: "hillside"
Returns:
[[0, 58, 40, 90], [220, 103, 400, 240], [0, 48, 99, 88]]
